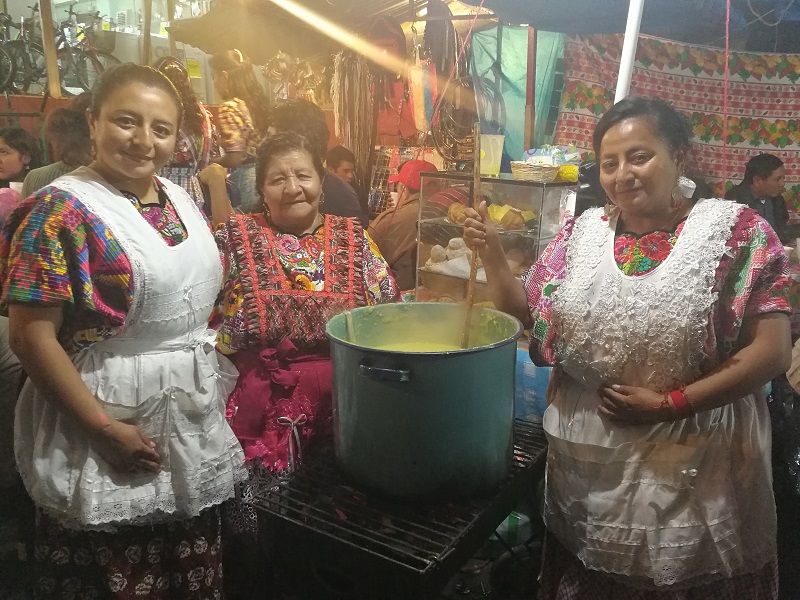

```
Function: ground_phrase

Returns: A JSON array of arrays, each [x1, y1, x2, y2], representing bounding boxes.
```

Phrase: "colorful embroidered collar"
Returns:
[[614, 219, 687, 276]]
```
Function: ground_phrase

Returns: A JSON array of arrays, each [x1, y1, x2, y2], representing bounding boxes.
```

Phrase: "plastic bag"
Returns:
[[522, 144, 581, 166]]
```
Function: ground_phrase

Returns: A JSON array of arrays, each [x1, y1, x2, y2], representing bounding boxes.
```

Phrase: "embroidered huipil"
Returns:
[[525, 205, 790, 368], [0, 166, 246, 530], [214, 213, 398, 354], [170, 102, 219, 171], [522, 199, 791, 589], [217, 98, 259, 160], [0, 180, 199, 351], [214, 213, 397, 470]]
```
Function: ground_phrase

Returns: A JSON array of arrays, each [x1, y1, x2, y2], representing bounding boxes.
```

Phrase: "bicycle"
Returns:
[[0, 6, 52, 95], [57, 3, 121, 93], [0, 2, 121, 96]]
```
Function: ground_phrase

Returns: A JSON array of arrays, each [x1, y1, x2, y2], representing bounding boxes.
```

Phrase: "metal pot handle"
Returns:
[[359, 364, 411, 382]]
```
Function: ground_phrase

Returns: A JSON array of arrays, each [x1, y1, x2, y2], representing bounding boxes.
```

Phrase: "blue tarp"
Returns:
[[470, 26, 565, 158], [470, 26, 528, 161], [460, 0, 800, 34]]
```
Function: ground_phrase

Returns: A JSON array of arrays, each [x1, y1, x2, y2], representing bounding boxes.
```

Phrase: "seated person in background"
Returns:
[[725, 153, 790, 242], [0, 127, 42, 191], [271, 99, 369, 227], [327, 144, 370, 216], [369, 159, 437, 291], [326, 145, 356, 185], [21, 93, 92, 199]]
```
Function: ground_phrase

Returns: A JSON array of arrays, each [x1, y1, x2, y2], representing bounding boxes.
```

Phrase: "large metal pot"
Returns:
[[326, 303, 522, 499]]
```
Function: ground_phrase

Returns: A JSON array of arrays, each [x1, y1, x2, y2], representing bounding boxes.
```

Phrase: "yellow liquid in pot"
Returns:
[[373, 341, 463, 352]]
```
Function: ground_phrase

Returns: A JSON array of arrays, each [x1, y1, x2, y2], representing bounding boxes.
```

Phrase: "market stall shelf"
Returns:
[[415, 172, 574, 305], [368, 146, 444, 218], [251, 419, 547, 600]]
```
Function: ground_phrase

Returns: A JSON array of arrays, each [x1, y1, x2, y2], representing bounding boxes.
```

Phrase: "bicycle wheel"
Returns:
[[0, 44, 17, 93], [75, 50, 120, 91], [20, 45, 47, 95], [20, 44, 71, 95], [4, 42, 31, 94], [57, 48, 86, 96]]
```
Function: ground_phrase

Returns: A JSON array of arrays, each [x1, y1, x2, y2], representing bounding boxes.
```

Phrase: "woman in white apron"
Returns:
[[0, 64, 245, 598], [464, 96, 792, 599]]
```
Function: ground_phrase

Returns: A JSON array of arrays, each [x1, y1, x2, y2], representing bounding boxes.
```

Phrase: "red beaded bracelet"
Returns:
[[668, 386, 694, 417]]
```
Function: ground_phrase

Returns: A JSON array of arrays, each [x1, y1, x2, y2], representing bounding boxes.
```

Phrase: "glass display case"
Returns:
[[416, 172, 575, 305]]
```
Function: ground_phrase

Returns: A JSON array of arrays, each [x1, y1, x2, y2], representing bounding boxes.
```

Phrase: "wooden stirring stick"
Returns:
[[461, 123, 482, 349]]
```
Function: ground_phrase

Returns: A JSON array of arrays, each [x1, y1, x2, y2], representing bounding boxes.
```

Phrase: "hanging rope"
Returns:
[[722, 0, 731, 193], [746, 0, 795, 27]]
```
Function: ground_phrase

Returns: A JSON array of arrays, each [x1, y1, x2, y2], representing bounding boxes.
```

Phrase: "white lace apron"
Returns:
[[544, 199, 776, 589], [15, 166, 246, 530]]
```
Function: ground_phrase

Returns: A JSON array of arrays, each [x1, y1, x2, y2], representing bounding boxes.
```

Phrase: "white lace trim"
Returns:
[[17, 367, 246, 530], [553, 526, 777, 592], [544, 444, 778, 588], [552, 199, 741, 393], [19, 436, 247, 533]]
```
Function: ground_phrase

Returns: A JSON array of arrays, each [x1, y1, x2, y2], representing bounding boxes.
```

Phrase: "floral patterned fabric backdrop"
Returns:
[[555, 34, 800, 222]]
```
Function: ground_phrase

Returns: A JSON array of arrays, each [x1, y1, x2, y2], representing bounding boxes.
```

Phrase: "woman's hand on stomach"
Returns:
[[8, 305, 164, 473], [92, 419, 161, 473], [598, 384, 675, 424]]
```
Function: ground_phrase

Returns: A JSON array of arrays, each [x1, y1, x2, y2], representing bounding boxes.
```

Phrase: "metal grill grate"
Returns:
[[251, 420, 547, 587]]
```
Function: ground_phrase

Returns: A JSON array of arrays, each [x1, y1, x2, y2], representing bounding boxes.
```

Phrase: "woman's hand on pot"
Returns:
[[598, 384, 672, 424], [198, 163, 228, 187], [463, 201, 498, 252], [93, 419, 161, 473]]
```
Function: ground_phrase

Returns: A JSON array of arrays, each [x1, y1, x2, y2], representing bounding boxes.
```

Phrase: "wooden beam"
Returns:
[[142, 0, 153, 65], [38, 0, 61, 99], [166, 0, 178, 56], [523, 27, 536, 150]]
